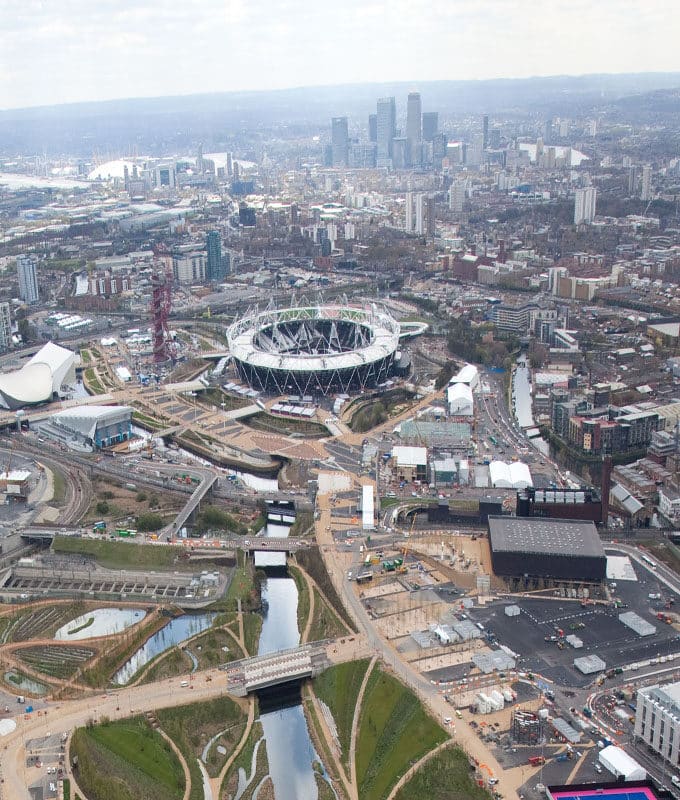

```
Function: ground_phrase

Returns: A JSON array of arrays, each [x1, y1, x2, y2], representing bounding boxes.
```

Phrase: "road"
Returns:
[[1, 670, 226, 800]]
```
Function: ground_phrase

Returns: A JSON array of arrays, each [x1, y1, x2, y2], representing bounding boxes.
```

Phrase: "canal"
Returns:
[[257, 519, 326, 799]]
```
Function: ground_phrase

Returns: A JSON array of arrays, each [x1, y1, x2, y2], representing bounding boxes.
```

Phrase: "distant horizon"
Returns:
[[3, 0, 680, 111], [3, 69, 680, 115]]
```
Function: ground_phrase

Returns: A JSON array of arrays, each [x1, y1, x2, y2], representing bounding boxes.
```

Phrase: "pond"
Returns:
[[112, 613, 216, 685], [54, 607, 147, 641], [4, 670, 49, 696]]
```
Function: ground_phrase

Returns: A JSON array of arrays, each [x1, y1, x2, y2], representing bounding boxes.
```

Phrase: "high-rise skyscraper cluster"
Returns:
[[328, 92, 443, 169]]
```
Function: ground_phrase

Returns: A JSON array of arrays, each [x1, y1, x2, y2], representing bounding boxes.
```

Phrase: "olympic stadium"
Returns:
[[227, 304, 403, 395]]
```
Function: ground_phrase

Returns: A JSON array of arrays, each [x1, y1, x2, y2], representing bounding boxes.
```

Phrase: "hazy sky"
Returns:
[[2, 0, 680, 110]]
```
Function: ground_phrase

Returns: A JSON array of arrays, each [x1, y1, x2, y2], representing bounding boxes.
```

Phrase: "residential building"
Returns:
[[635, 682, 680, 766], [173, 252, 206, 283], [414, 193, 425, 235], [449, 180, 466, 214], [206, 230, 223, 281], [0, 302, 11, 351], [641, 164, 652, 201], [574, 187, 597, 224], [16, 254, 39, 304], [405, 192, 414, 232]]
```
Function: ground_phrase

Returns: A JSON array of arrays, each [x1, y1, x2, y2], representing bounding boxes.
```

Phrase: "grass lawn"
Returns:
[[242, 411, 331, 439], [313, 659, 370, 767], [157, 696, 248, 785], [190, 627, 243, 668], [308, 587, 350, 642], [242, 613, 262, 657], [53, 536, 185, 571], [221, 718, 265, 798], [52, 467, 66, 505], [289, 565, 310, 635], [226, 562, 254, 606], [356, 667, 447, 800], [140, 647, 194, 684], [394, 745, 491, 800], [70, 717, 184, 800]]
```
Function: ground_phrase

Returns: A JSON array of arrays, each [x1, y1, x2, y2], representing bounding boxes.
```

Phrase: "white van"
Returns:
[[180, 680, 189, 687]]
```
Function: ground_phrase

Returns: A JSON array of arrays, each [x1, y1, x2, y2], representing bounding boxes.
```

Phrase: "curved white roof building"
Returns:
[[0, 342, 76, 410], [447, 382, 474, 416], [489, 460, 533, 489]]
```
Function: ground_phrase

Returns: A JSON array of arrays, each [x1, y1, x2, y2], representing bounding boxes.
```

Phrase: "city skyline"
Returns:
[[2, 0, 680, 110]]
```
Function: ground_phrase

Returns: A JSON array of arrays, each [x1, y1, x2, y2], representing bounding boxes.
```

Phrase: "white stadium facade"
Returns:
[[227, 304, 402, 396], [0, 342, 76, 410]]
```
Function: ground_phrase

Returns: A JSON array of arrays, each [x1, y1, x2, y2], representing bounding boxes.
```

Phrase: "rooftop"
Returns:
[[488, 516, 604, 558]]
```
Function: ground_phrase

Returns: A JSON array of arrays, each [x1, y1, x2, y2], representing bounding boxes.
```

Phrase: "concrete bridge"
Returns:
[[223, 642, 330, 696], [167, 473, 219, 534]]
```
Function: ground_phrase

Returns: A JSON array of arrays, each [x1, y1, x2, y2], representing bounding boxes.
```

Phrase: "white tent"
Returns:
[[598, 745, 646, 781], [449, 363, 479, 390], [489, 460, 532, 489], [447, 382, 474, 416]]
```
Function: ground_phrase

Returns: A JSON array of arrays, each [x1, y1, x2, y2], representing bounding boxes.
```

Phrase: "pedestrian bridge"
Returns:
[[223, 642, 330, 696]]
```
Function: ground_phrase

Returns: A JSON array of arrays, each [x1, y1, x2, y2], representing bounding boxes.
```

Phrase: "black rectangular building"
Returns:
[[488, 516, 606, 581]]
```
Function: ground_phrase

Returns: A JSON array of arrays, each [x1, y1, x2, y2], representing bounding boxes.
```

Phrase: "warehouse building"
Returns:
[[488, 516, 606, 582]]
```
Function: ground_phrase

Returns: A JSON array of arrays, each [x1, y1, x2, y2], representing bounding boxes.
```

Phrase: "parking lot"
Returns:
[[466, 592, 680, 688]]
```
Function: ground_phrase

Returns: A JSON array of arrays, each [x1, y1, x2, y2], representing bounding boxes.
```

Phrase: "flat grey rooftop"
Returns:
[[488, 516, 604, 558]]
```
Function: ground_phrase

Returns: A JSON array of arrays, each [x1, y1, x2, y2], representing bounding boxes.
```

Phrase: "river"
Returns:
[[257, 520, 323, 800]]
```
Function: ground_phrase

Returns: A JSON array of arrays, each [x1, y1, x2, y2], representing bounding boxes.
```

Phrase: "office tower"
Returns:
[[489, 127, 501, 149], [226, 152, 233, 177], [376, 97, 396, 167], [415, 193, 426, 235], [405, 192, 414, 232], [628, 166, 638, 195], [206, 230, 223, 281], [482, 115, 489, 150], [641, 165, 652, 201], [197, 143, 204, 174], [466, 133, 484, 167], [449, 180, 466, 214], [543, 118, 553, 144], [392, 137, 408, 169], [331, 117, 349, 167], [16, 254, 39, 304], [368, 114, 377, 142], [422, 112, 438, 142], [406, 92, 422, 166], [0, 302, 11, 351], [574, 187, 597, 224]]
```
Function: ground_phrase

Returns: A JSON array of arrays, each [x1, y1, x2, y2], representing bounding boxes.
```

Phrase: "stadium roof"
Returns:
[[52, 405, 132, 439], [228, 305, 400, 374], [488, 516, 605, 558]]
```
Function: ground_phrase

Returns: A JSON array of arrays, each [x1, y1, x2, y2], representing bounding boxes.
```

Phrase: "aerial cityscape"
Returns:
[[2, 4, 680, 800]]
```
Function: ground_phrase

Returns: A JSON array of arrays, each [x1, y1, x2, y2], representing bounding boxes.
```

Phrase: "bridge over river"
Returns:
[[223, 641, 330, 696]]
